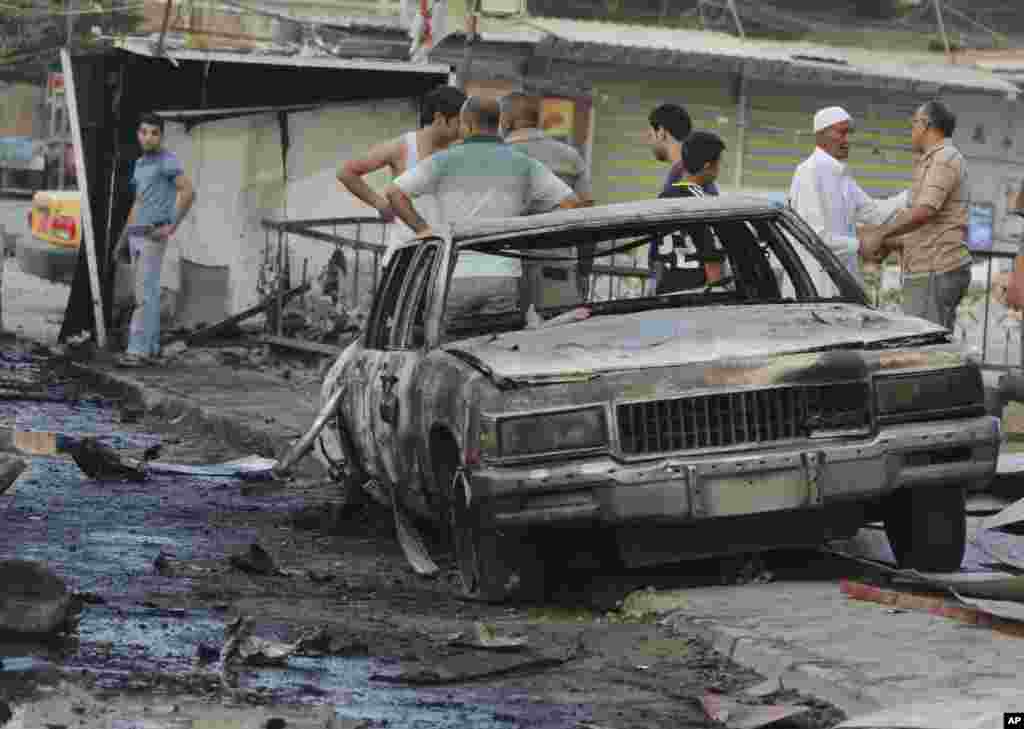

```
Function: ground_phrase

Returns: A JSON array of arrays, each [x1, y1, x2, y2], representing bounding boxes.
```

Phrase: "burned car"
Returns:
[[318, 196, 999, 601]]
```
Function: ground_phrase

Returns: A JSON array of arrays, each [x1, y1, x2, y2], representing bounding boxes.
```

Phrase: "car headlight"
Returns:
[[496, 407, 608, 458], [875, 367, 984, 423]]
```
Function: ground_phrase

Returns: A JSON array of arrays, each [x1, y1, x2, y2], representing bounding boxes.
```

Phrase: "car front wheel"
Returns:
[[436, 451, 546, 603], [883, 484, 966, 572]]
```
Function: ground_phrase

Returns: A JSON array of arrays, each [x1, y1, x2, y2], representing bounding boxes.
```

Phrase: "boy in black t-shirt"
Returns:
[[654, 132, 728, 294], [662, 131, 726, 199]]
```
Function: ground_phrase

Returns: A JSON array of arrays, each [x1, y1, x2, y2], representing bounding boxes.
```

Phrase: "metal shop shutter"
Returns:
[[743, 81, 923, 197], [590, 75, 738, 205]]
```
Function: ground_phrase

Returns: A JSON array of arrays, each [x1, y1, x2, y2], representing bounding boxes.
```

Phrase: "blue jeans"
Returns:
[[126, 234, 168, 357]]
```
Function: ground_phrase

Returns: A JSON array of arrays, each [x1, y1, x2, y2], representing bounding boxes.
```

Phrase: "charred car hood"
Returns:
[[444, 303, 948, 383]]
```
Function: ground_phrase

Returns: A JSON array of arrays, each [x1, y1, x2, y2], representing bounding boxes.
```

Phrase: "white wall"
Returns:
[[163, 97, 419, 315], [945, 92, 1024, 244]]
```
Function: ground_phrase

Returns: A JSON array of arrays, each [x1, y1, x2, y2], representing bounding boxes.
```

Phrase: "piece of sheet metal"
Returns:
[[982, 496, 1024, 535], [393, 495, 440, 578], [828, 526, 1024, 601], [967, 494, 1015, 517], [145, 455, 279, 480], [997, 452, 1024, 476]]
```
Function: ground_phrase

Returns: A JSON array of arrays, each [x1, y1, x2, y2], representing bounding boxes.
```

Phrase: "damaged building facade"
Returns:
[[60, 3, 1023, 344]]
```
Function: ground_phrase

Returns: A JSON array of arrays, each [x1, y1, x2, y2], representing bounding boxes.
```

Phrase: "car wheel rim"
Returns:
[[449, 467, 481, 595]]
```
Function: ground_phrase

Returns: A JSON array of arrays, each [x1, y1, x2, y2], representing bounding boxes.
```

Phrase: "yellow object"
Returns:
[[541, 98, 575, 139], [28, 190, 82, 249]]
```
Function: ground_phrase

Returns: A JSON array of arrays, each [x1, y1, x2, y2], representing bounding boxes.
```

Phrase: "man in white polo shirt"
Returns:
[[789, 106, 908, 292]]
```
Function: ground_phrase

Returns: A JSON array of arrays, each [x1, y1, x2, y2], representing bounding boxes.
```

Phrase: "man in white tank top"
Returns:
[[337, 86, 466, 265]]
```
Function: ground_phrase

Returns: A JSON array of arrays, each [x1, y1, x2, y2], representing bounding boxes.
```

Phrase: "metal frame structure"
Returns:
[[261, 216, 389, 336]]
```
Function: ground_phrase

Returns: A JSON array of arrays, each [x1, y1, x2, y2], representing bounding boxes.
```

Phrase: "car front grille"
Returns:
[[617, 382, 870, 455]]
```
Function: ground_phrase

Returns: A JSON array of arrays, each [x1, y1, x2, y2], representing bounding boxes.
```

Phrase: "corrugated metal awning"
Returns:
[[116, 37, 453, 75], [432, 16, 1019, 98]]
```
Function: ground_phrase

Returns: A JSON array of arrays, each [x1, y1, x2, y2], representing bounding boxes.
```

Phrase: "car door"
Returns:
[[349, 245, 418, 478], [364, 241, 442, 498]]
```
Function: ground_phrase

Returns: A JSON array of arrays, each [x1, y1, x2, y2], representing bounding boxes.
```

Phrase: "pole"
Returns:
[[726, 0, 746, 38], [456, 0, 480, 92], [65, 0, 73, 47], [60, 49, 108, 350], [981, 255, 992, 364], [932, 0, 952, 55], [733, 68, 748, 190], [61, 0, 73, 192], [155, 0, 174, 59]]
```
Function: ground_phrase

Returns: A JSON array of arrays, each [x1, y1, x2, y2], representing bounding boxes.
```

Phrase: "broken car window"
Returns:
[[440, 213, 861, 342], [391, 244, 439, 350], [365, 246, 417, 350]]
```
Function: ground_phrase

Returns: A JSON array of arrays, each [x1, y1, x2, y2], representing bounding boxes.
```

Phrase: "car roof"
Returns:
[[450, 194, 783, 244]]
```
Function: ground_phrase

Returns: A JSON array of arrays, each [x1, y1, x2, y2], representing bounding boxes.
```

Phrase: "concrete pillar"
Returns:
[[733, 68, 748, 189]]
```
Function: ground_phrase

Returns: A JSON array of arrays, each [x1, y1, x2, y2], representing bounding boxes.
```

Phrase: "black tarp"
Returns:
[[59, 48, 450, 343]]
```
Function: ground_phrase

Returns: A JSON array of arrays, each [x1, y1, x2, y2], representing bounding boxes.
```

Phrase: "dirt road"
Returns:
[[0, 340, 846, 728]]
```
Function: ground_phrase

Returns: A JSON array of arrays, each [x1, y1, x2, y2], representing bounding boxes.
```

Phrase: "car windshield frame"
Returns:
[[438, 209, 869, 344]]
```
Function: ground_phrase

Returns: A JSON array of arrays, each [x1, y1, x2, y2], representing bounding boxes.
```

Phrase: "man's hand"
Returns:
[[858, 225, 887, 262], [151, 223, 175, 242], [414, 227, 434, 239]]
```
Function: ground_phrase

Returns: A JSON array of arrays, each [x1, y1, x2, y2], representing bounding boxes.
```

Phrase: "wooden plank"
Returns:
[[260, 335, 343, 356], [179, 282, 311, 345], [61, 49, 107, 350]]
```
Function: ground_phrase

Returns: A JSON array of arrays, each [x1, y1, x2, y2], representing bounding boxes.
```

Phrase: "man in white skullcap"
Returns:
[[789, 106, 908, 293]]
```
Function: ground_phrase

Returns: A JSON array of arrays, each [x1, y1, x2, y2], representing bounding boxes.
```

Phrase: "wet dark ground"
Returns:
[[0, 340, 849, 728]]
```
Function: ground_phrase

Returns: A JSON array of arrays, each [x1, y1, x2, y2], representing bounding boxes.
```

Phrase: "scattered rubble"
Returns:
[[446, 622, 528, 651], [68, 437, 146, 482], [702, 690, 812, 729], [982, 495, 1024, 535], [292, 627, 369, 657], [618, 587, 692, 621], [370, 645, 574, 686], [0, 455, 26, 496], [307, 568, 335, 584], [324, 716, 387, 729], [0, 561, 77, 636], [229, 543, 282, 576], [220, 616, 297, 669]]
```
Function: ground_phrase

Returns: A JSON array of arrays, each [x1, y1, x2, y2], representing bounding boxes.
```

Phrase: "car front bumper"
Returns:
[[472, 415, 1000, 528]]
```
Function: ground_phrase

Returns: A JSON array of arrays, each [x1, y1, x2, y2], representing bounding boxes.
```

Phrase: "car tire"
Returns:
[[883, 485, 966, 572], [436, 450, 546, 604]]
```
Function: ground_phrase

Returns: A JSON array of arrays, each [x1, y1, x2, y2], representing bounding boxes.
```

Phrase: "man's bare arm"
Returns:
[[337, 139, 401, 216], [154, 175, 195, 242], [173, 174, 195, 231], [878, 205, 935, 239], [384, 184, 429, 235]]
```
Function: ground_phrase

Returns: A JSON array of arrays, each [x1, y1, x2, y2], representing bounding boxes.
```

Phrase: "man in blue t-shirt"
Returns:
[[114, 113, 195, 366]]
